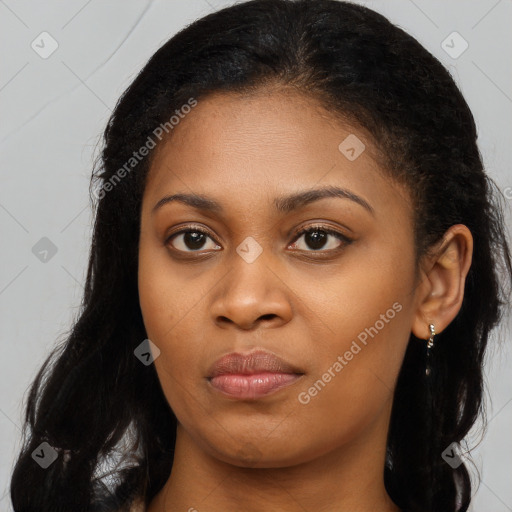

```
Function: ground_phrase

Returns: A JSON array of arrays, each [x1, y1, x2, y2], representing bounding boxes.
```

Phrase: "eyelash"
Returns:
[[165, 223, 353, 255]]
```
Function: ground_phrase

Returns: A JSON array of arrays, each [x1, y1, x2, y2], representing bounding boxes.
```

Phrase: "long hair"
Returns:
[[10, 1, 512, 510]]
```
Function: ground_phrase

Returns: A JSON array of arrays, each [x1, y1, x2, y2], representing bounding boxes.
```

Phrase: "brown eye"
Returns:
[[166, 227, 221, 253], [289, 225, 352, 252], [165, 223, 352, 256]]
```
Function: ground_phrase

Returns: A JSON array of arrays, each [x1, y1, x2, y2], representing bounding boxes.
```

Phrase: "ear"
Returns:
[[411, 224, 473, 340]]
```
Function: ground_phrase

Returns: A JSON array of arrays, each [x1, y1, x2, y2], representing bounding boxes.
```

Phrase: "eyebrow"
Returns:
[[151, 185, 374, 216]]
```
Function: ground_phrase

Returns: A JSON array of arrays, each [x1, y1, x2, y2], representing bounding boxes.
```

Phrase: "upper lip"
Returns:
[[207, 349, 304, 378]]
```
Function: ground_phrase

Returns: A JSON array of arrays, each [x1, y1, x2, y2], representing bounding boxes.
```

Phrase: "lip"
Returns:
[[207, 349, 304, 400]]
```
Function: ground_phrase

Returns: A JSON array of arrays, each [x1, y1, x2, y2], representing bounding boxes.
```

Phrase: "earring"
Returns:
[[425, 324, 435, 376], [427, 324, 435, 349]]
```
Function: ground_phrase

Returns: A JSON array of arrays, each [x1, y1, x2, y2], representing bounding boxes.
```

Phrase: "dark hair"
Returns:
[[10, 1, 512, 511]]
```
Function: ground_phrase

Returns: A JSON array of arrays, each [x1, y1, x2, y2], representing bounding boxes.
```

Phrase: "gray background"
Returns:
[[1, 0, 511, 510]]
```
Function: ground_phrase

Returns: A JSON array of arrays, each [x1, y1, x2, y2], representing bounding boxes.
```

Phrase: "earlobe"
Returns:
[[411, 224, 473, 339]]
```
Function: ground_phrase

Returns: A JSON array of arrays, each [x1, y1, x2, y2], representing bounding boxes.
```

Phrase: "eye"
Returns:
[[288, 224, 352, 252], [166, 225, 221, 253], [165, 223, 352, 255]]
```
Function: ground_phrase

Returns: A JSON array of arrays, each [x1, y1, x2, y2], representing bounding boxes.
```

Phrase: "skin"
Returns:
[[138, 86, 473, 512]]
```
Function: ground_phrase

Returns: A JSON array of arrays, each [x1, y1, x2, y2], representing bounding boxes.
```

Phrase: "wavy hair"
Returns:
[[10, 1, 512, 511]]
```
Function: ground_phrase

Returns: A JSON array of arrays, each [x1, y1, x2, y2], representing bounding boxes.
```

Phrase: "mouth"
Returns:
[[207, 349, 305, 400]]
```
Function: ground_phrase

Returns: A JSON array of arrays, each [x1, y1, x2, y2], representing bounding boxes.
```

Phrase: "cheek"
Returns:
[[138, 242, 214, 417], [296, 237, 416, 403], [139, 273, 208, 427], [304, 231, 414, 343], [137, 238, 195, 340]]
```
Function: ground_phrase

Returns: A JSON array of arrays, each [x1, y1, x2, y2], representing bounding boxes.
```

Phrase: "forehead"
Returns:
[[148, 89, 348, 179], [143, 88, 410, 220]]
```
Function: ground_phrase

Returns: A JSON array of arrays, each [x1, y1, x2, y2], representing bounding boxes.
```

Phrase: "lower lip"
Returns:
[[208, 372, 302, 399]]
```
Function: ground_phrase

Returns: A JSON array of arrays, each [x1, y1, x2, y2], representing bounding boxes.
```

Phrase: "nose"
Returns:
[[209, 252, 293, 331]]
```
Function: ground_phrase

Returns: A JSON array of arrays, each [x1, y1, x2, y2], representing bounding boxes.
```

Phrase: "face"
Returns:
[[138, 87, 419, 468]]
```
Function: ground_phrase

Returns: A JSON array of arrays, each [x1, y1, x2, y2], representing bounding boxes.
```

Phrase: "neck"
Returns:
[[147, 404, 400, 512]]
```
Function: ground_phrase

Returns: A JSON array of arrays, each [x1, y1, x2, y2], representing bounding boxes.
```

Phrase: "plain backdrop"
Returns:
[[1, 1, 511, 510]]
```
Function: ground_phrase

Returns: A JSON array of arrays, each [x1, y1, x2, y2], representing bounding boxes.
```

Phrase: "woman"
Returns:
[[10, 0, 512, 511]]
